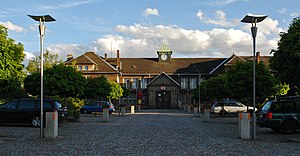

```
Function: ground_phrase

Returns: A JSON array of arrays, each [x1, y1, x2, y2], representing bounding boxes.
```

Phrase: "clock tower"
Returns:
[[157, 45, 172, 62]]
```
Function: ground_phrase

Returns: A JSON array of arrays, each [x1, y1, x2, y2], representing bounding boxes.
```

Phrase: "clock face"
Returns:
[[161, 54, 167, 61]]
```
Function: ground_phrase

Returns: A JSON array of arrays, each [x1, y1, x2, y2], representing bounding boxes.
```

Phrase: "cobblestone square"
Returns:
[[0, 109, 299, 156]]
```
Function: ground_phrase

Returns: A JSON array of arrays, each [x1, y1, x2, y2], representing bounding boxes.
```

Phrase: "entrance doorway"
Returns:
[[156, 91, 171, 109]]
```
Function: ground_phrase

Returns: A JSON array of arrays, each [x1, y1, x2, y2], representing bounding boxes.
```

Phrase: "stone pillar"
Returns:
[[238, 113, 250, 139], [204, 109, 210, 122], [45, 111, 58, 138], [121, 107, 126, 117], [103, 108, 109, 122], [131, 105, 135, 114]]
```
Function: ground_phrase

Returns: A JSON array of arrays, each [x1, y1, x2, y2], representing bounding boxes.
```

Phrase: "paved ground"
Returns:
[[0, 109, 299, 156]]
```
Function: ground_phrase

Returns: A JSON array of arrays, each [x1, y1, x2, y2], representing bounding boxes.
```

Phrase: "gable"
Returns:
[[148, 72, 180, 87]]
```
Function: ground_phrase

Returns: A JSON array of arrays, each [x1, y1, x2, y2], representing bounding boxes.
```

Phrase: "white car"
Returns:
[[211, 101, 257, 116]]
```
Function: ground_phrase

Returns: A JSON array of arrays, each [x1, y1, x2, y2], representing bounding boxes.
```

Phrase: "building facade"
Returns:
[[65, 46, 270, 109]]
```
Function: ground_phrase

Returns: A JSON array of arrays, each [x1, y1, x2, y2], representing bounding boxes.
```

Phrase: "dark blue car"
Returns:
[[80, 101, 115, 114]]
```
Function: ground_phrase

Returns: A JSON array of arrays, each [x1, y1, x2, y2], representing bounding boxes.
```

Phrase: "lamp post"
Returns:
[[241, 14, 267, 140], [28, 15, 55, 138], [198, 72, 201, 116]]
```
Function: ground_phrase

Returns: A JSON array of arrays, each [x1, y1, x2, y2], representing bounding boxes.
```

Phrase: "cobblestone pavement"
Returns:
[[0, 109, 299, 156]]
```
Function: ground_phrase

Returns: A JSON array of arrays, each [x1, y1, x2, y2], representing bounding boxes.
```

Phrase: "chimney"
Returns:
[[104, 53, 107, 60], [66, 54, 73, 61], [256, 52, 260, 63], [117, 50, 120, 69]]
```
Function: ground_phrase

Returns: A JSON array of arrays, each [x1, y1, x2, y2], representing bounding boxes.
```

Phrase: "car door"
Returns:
[[0, 101, 18, 123], [15, 100, 37, 124], [226, 102, 236, 113]]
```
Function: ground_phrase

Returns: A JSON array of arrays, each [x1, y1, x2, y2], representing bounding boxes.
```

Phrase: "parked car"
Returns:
[[80, 101, 115, 114], [211, 101, 257, 116], [0, 98, 67, 127], [257, 96, 300, 134]]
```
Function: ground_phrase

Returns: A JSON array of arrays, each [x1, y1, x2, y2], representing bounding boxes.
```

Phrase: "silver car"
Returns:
[[211, 101, 257, 116]]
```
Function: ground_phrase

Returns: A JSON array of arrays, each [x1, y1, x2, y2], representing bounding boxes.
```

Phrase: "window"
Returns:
[[181, 78, 188, 89], [124, 78, 130, 88], [37, 100, 52, 110], [141, 78, 150, 89], [132, 78, 138, 89], [18, 100, 36, 110], [78, 65, 82, 70], [84, 65, 88, 70], [189, 78, 197, 89]]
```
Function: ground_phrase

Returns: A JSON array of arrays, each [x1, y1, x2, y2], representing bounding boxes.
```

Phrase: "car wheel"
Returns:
[[32, 117, 41, 128], [219, 110, 227, 116], [281, 120, 297, 134], [83, 109, 89, 114], [271, 128, 280, 133]]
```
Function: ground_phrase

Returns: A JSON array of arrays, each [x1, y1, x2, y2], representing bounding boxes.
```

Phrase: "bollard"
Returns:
[[121, 107, 126, 117], [131, 105, 135, 114], [187, 105, 191, 113], [138, 105, 141, 111], [238, 113, 250, 139], [45, 111, 58, 138], [184, 105, 187, 111], [103, 108, 109, 122], [204, 109, 210, 122], [194, 107, 199, 117]]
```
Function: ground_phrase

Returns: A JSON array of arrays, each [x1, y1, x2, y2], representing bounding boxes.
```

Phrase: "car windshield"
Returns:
[[261, 101, 272, 111], [236, 102, 244, 107]]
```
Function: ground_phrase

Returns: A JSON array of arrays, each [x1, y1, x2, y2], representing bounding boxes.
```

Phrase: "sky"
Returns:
[[1, 0, 299, 65]]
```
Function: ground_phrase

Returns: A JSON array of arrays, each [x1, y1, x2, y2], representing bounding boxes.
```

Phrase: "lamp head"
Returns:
[[241, 14, 267, 23]]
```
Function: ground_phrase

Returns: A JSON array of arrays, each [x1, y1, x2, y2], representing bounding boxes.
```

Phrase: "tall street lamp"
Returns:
[[241, 14, 267, 140], [28, 15, 55, 138]]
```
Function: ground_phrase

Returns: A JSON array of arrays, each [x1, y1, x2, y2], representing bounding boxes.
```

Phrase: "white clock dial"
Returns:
[[161, 54, 167, 60]]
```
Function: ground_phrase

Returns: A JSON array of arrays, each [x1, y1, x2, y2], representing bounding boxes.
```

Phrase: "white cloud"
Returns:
[[46, 44, 90, 61], [196, 10, 238, 27], [207, 0, 238, 6], [278, 8, 287, 14], [290, 12, 300, 17], [39, 0, 93, 10], [23, 51, 36, 67], [0, 21, 25, 32], [47, 17, 282, 59], [144, 8, 159, 17]]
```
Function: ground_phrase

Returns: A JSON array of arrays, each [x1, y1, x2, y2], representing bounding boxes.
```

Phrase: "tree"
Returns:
[[24, 64, 85, 98], [226, 61, 276, 102], [269, 17, 300, 92], [107, 81, 123, 101], [26, 50, 60, 74], [82, 76, 111, 99], [0, 25, 26, 100]]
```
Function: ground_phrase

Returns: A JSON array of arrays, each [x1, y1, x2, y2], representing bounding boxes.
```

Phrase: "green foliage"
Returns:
[[269, 17, 300, 90], [82, 76, 111, 99], [107, 81, 123, 100], [26, 50, 60, 74], [199, 61, 279, 102], [273, 82, 290, 97], [0, 25, 26, 100], [24, 64, 85, 98]]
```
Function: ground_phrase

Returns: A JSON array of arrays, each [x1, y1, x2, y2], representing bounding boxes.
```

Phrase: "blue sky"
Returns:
[[1, 0, 299, 65]]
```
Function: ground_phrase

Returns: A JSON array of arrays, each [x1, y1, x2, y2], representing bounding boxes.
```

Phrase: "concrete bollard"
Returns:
[[238, 113, 250, 139], [194, 107, 199, 116], [138, 105, 141, 111], [188, 105, 191, 113], [45, 111, 58, 138], [121, 107, 126, 116], [103, 108, 109, 122], [204, 109, 210, 122], [131, 105, 135, 114], [184, 105, 187, 111]]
